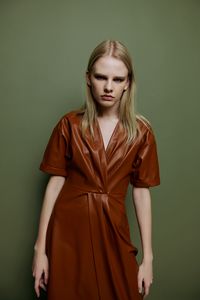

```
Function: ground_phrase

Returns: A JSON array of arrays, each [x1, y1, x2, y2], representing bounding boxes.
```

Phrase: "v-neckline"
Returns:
[[96, 118, 120, 154]]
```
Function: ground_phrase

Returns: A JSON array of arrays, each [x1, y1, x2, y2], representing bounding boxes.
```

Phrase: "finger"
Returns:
[[144, 282, 150, 297], [137, 275, 143, 294], [40, 277, 47, 289], [40, 281, 47, 291], [44, 269, 49, 285], [34, 279, 40, 298], [40, 279, 46, 291]]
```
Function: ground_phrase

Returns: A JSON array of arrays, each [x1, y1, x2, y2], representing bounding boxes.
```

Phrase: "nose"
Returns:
[[104, 80, 113, 93]]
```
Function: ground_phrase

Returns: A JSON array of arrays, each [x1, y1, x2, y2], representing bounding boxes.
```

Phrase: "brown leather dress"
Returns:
[[39, 110, 160, 300]]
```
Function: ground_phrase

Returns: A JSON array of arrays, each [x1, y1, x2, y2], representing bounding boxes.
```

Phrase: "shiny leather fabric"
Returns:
[[39, 110, 160, 300]]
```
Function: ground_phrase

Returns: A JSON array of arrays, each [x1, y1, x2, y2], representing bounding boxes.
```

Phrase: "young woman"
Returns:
[[32, 39, 160, 300]]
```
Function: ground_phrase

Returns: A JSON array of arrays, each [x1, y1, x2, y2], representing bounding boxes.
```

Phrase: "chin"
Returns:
[[98, 102, 116, 109], [97, 98, 117, 105]]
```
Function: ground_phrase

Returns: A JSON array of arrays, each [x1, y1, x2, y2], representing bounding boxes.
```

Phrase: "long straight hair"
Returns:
[[77, 39, 149, 144]]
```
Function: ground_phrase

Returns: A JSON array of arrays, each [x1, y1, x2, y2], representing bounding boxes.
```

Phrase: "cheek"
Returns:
[[116, 85, 126, 94], [91, 82, 102, 93]]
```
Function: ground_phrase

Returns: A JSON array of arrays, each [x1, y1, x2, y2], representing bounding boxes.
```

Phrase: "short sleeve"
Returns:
[[130, 127, 160, 188], [39, 117, 70, 177]]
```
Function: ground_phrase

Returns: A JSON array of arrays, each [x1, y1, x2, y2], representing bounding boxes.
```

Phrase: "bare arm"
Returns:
[[132, 186, 153, 297], [34, 175, 65, 253], [32, 175, 65, 297], [133, 187, 153, 261]]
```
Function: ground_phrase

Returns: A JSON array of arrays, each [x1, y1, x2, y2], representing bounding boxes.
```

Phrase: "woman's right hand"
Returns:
[[32, 250, 49, 298]]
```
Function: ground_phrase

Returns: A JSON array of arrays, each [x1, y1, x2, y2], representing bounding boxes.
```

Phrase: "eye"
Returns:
[[95, 75, 105, 80], [114, 77, 124, 82], [114, 78, 123, 82]]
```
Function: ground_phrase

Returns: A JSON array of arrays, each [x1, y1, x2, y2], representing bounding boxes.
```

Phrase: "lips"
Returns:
[[101, 95, 114, 100]]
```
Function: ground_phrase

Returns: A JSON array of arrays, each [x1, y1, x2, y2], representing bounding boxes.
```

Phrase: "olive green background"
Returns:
[[0, 1, 199, 299]]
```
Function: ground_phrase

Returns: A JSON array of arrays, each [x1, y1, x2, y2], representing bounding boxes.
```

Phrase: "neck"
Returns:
[[96, 105, 119, 120]]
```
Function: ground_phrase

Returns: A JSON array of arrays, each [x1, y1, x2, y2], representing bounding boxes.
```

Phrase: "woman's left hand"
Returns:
[[137, 259, 153, 298]]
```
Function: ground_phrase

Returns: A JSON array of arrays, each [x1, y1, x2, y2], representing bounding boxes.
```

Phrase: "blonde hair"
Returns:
[[77, 39, 150, 144]]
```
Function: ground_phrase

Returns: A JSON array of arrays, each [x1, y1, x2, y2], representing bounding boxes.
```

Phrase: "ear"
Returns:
[[85, 71, 91, 87], [124, 78, 130, 91]]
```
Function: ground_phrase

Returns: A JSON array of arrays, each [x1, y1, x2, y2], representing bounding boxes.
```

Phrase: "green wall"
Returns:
[[1, 1, 200, 299]]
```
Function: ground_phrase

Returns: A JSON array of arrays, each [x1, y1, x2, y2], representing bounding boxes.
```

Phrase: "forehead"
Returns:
[[92, 56, 128, 76]]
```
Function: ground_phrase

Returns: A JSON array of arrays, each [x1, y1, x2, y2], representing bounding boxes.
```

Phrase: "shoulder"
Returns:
[[136, 114, 153, 132], [56, 109, 84, 129], [136, 114, 156, 144], [60, 109, 84, 122]]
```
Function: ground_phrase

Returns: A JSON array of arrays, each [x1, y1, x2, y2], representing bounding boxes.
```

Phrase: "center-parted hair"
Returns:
[[77, 39, 149, 144]]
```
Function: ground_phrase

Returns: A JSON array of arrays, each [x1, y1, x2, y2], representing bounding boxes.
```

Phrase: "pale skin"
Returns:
[[32, 55, 153, 298], [32, 176, 65, 298]]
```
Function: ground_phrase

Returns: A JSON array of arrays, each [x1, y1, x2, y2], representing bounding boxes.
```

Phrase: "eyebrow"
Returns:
[[93, 72, 126, 80]]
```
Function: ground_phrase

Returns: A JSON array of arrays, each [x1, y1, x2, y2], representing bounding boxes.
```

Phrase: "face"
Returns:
[[86, 55, 130, 111]]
